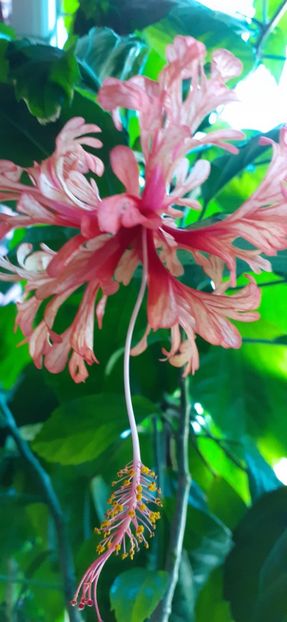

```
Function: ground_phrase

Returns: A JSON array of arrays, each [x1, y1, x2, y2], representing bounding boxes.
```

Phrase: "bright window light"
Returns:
[[120, 429, 131, 439], [191, 420, 201, 433], [221, 63, 287, 131], [197, 0, 255, 18], [199, 0, 287, 132], [273, 458, 287, 485], [194, 402, 204, 415]]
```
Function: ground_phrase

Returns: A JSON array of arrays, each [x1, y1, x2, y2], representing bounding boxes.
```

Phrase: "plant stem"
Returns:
[[151, 378, 191, 622], [0, 397, 82, 622], [256, 0, 287, 58]]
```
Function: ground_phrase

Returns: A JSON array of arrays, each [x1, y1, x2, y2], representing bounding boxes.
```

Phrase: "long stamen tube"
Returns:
[[123, 228, 148, 464], [71, 229, 162, 619]]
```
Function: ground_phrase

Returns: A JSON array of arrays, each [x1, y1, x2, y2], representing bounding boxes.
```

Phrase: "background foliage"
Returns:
[[0, 1, 287, 621]]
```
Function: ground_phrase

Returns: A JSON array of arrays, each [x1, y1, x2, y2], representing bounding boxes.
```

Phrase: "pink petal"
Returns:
[[98, 194, 144, 234], [110, 146, 139, 195]]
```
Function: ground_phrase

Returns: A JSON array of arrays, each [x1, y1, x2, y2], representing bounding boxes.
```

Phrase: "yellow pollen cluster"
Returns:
[[92, 462, 162, 563]]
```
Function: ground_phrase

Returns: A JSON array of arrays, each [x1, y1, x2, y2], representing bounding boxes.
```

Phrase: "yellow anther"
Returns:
[[94, 527, 101, 535], [148, 482, 157, 492], [121, 553, 128, 560], [139, 503, 146, 512], [97, 544, 105, 554], [136, 494, 142, 501], [128, 509, 136, 518], [115, 544, 121, 553], [144, 542, 149, 549], [101, 520, 110, 529], [107, 541, 113, 549], [141, 466, 150, 475], [136, 485, 143, 493], [136, 525, 144, 535], [124, 479, 131, 487]]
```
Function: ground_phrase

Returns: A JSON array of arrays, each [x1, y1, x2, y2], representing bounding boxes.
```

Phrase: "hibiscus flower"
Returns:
[[0, 35, 287, 617]]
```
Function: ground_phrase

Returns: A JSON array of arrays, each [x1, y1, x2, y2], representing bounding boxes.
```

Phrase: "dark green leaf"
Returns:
[[110, 567, 168, 622], [224, 487, 287, 622], [170, 550, 195, 622], [208, 478, 247, 529], [6, 40, 80, 121], [0, 85, 125, 198], [244, 438, 282, 501], [77, 0, 173, 34], [269, 251, 287, 276]]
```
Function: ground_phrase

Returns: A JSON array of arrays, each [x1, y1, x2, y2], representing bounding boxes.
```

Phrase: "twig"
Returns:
[[151, 378, 191, 622], [0, 397, 82, 622], [263, 53, 287, 60], [190, 434, 217, 478], [233, 278, 286, 290], [200, 429, 247, 472], [242, 337, 287, 346], [256, 0, 287, 58]]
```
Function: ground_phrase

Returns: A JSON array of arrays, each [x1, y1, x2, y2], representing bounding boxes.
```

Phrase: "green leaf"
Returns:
[[254, 0, 287, 82], [201, 127, 279, 207], [196, 567, 234, 622], [0, 84, 60, 163], [5, 40, 80, 122], [190, 332, 287, 459], [244, 439, 282, 501], [32, 394, 158, 464], [76, 27, 146, 92], [0, 85, 125, 198], [110, 567, 168, 622], [0, 23, 16, 41], [145, 0, 254, 75], [0, 305, 30, 390], [224, 487, 287, 622], [207, 478, 247, 529], [63, 0, 80, 33]]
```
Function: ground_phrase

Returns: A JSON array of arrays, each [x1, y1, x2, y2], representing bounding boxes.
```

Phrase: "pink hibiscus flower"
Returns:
[[0, 35, 287, 617]]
